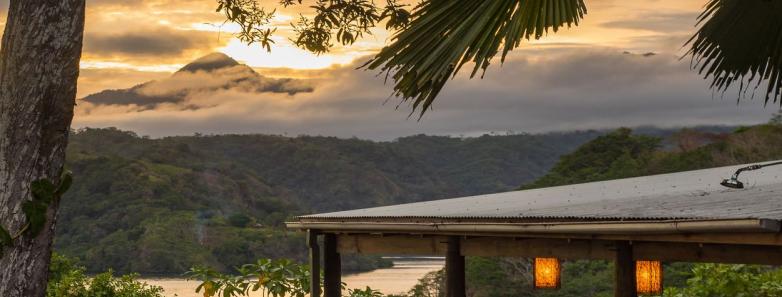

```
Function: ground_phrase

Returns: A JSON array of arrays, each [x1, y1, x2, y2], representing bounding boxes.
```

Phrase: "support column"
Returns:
[[446, 236, 466, 297], [324, 233, 342, 297], [614, 241, 637, 297], [308, 230, 321, 297]]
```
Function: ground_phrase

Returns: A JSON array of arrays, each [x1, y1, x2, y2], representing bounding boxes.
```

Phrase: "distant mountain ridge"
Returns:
[[80, 53, 313, 110]]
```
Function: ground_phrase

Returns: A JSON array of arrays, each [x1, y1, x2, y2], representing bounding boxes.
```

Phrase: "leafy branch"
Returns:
[[290, 0, 410, 54], [187, 258, 313, 297], [0, 171, 73, 257], [187, 258, 383, 297], [362, 0, 587, 117], [686, 0, 782, 104], [216, 0, 411, 55], [216, 0, 278, 52]]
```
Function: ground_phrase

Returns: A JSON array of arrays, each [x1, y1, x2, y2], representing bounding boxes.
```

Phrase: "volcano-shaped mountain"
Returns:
[[81, 53, 313, 110], [177, 52, 241, 73]]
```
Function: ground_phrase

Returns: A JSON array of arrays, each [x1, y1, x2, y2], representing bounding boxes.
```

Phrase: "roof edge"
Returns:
[[286, 218, 781, 235]]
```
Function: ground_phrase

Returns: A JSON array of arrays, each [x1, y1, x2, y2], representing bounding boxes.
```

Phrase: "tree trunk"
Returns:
[[0, 1, 85, 296]]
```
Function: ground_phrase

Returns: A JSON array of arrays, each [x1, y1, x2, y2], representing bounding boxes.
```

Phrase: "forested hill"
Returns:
[[56, 128, 603, 275], [55, 126, 732, 276], [523, 124, 782, 189], [64, 128, 605, 211]]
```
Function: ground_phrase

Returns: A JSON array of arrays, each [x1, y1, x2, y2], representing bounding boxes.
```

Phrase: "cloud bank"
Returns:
[[80, 53, 313, 110], [84, 28, 215, 58], [73, 49, 777, 140]]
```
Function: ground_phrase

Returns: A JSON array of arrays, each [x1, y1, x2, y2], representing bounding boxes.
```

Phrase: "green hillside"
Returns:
[[524, 124, 782, 189], [56, 128, 605, 275]]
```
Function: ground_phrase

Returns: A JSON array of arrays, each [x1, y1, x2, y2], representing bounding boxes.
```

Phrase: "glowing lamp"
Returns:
[[533, 257, 561, 289], [636, 260, 663, 295]]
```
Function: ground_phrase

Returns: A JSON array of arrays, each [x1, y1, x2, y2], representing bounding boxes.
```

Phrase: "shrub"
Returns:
[[187, 258, 384, 297], [47, 253, 165, 297], [665, 264, 782, 297]]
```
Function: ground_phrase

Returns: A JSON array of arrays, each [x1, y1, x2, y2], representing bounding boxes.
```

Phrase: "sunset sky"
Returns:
[[0, 0, 777, 139]]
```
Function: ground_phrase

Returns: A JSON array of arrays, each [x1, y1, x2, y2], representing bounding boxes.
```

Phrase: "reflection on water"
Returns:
[[140, 257, 445, 297]]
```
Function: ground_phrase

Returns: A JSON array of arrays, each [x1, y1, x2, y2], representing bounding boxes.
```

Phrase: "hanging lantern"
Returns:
[[636, 260, 663, 295], [533, 257, 561, 289]]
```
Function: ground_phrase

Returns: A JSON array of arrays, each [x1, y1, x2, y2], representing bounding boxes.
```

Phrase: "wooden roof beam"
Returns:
[[336, 234, 782, 265]]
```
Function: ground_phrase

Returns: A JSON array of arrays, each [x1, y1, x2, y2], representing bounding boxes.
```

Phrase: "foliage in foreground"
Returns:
[[187, 258, 310, 297], [665, 264, 782, 297], [47, 253, 164, 297], [186, 258, 383, 297]]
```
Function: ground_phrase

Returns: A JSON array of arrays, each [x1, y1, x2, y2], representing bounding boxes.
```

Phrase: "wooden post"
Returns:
[[308, 230, 321, 297], [614, 241, 637, 297], [446, 236, 466, 297], [324, 233, 342, 297]]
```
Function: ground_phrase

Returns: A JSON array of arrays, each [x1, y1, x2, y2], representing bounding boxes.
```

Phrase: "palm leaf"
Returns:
[[362, 0, 587, 117], [687, 0, 782, 104]]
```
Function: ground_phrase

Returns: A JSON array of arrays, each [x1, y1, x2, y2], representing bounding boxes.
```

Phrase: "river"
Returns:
[[140, 257, 445, 297]]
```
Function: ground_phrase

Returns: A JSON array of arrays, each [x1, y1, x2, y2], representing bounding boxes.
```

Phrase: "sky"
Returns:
[[0, 0, 778, 140]]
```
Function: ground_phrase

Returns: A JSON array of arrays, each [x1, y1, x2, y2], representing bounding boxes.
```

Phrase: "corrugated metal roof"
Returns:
[[296, 162, 782, 222]]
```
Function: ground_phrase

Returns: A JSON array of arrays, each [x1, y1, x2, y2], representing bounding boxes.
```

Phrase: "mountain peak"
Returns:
[[178, 52, 241, 73], [82, 51, 314, 109]]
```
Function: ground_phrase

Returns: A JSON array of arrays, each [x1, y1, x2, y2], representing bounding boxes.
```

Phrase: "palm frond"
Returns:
[[362, 0, 587, 117], [687, 0, 782, 104]]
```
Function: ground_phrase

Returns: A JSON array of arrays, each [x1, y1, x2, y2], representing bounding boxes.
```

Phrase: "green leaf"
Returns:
[[22, 200, 48, 237], [687, 0, 782, 104], [30, 179, 56, 204], [363, 0, 587, 117], [56, 171, 73, 197]]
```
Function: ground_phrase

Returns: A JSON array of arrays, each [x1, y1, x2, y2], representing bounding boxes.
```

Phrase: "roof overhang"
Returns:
[[286, 218, 781, 236], [288, 162, 782, 249]]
